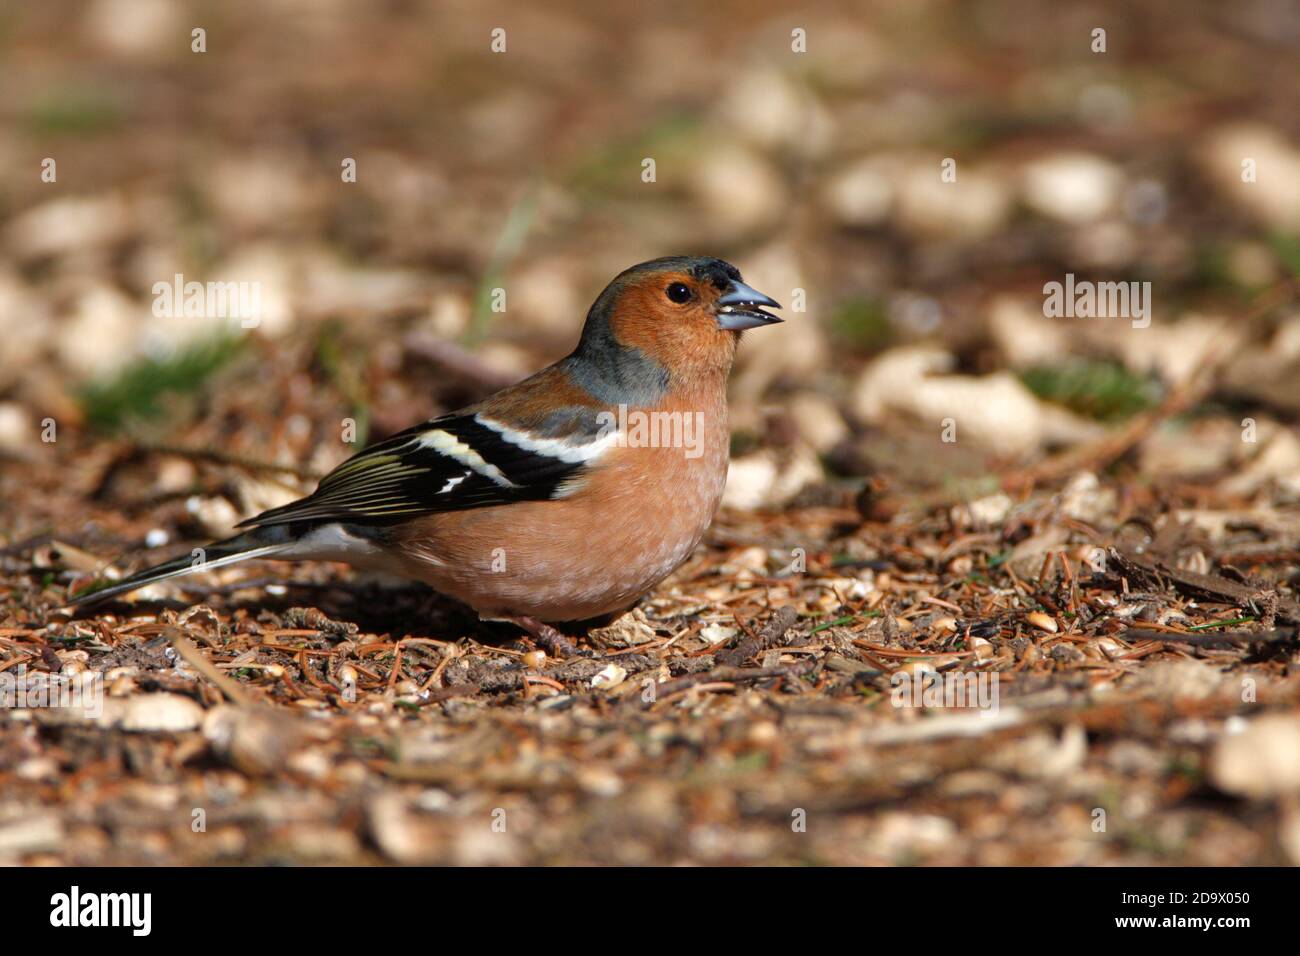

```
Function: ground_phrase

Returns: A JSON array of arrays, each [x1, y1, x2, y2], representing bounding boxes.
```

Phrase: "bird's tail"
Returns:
[[67, 526, 295, 606]]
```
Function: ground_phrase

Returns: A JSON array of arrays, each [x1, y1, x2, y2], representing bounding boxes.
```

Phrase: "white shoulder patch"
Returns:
[[416, 429, 516, 487], [475, 414, 620, 464]]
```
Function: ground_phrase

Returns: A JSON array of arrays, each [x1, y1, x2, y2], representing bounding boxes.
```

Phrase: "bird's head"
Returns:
[[576, 256, 782, 381]]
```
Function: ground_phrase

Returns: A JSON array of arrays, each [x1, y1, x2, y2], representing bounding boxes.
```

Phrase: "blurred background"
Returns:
[[2, 0, 1299, 533], [2, 0, 1300, 868]]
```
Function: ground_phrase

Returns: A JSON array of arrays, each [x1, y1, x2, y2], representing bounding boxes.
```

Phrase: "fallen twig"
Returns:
[[1107, 549, 1300, 625], [164, 625, 252, 705], [1122, 627, 1298, 650], [715, 605, 799, 667], [639, 657, 817, 705]]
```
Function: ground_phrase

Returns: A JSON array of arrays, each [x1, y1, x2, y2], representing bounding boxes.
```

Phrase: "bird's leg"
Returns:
[[508, 615, 588, 659]]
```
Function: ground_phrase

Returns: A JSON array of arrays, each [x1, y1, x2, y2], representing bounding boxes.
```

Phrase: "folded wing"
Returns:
[[239, 408, 616, 529]]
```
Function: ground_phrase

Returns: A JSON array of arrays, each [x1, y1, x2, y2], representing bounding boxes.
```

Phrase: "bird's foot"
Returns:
[[508, 616, 592, 659]]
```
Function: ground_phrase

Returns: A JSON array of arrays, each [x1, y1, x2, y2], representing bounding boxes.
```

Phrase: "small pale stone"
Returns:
[[700, 623, 738, 646], [286, 748, 332, 780], [108, 671, 136, 697], [1282, 806, 1300, 865], [16, 757, 59, 781], [786, 393, 849, 454], [1020, 152, 1121, 224], [1027, 611, 1058, 633], [120, 693, 204, 733], [589, 609, 656, 648], [961, 492, 1013, 528], [0, 402, 35, 452], [822, 159, 893, 227], [748, 721, 779, 744], [690, 147, 786, 237], [591, 663, 627, 690], [203, 706, 305, 775], [0, 813, 64, 859], [1209, 715, 1300, 798], [575, 765, 623, 797]]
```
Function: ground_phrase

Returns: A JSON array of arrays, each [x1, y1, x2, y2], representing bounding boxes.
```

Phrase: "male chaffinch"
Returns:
[[71, 256, 782, 652]]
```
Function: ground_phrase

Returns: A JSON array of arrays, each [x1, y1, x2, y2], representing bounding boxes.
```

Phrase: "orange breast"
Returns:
[[391, 386, 730, 621]]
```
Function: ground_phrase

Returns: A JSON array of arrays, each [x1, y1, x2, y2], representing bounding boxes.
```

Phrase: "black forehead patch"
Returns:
[[618, 256, 742, 291], [689, 258, 742, 291]]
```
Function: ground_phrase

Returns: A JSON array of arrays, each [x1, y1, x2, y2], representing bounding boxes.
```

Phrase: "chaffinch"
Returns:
[[71, 256, 782, 651]]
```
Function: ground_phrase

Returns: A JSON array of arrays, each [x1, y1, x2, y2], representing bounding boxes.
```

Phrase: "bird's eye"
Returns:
[[665, 282, 692, 304]]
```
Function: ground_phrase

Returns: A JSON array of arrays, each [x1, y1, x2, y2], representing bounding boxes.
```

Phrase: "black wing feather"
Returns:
[[239, 414, 594, 529]]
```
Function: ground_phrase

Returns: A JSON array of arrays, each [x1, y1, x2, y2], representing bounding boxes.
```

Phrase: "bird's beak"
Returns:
[[716, 280, 783, 331]]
